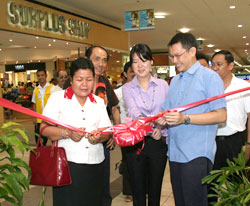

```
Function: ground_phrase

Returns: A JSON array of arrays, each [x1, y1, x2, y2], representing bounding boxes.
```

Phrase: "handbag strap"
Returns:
[[36, 124, 50, 148]]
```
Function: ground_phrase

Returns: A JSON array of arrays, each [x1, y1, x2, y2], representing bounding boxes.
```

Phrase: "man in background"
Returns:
[[32, 68, 54, 145], [51, 70, 69, 93], [86, 46, 120, 206], [210, 50, 250, 204]]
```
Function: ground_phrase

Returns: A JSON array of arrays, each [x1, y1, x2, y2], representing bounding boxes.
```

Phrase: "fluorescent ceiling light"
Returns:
[[154, 12, 167, 18], [238, 24, 243, 28], [229, 5, 235, 9], [243, 36, 247, 39], [214, 49, 221, 52], [207, 44, 214, 48], [179, 28, 191, 33], [197, 38, 205, 41]]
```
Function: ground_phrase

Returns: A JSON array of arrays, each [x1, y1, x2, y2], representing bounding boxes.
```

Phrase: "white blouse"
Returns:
[[42, 89, 112, 164]]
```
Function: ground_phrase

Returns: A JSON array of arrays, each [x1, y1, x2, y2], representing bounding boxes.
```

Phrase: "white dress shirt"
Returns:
[[217, 75, 250, 136], [42, 89, 112, 164]]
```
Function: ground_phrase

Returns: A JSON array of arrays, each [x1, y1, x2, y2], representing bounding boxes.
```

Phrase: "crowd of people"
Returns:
[[2, 32, 250, 206]]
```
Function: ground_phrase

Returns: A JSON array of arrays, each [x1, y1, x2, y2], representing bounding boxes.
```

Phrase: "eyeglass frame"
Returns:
[[169, 49, 190, 60]]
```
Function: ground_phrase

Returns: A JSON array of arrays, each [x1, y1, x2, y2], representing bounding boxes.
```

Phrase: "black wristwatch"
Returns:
[[184, 115, 190, 125]]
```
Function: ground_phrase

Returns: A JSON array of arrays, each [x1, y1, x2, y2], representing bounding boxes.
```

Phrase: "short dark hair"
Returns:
[[168, 32, 198, 50], [130, 44, 153, 63], [211, 50, 234, 64], [70, 57, 95, 78], [196, 53, 209, 64], [123, 61, 132, 73], [85, 46, 109, 61], [36, 68, 46, 75]]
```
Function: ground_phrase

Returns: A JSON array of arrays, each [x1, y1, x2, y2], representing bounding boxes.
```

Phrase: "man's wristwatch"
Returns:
[[184, 115, 190, 125]]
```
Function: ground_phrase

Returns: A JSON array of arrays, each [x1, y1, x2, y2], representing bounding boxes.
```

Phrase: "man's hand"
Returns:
[[163, 112, 185, 126]]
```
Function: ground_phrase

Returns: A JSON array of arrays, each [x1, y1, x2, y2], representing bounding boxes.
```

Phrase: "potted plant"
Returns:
[[0, 122, 33, 206], [202, 148, 250, 206]]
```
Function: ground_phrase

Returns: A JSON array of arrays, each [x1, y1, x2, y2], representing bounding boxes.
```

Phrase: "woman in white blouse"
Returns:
[[40, 57, 112, 206]]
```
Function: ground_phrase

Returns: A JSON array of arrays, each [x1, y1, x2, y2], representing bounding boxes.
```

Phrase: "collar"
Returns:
[[130, 75, 158, 88], [181, 61, 200, 76], [64, 86, 97, 103], [38, 82, 50, 89]]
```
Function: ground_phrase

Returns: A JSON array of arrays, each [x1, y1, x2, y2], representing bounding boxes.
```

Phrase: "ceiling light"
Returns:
[[66, 42, 69, 45], [154, 12, 167, 19], [16, 61, 18, 64], [229, 5, 235, 9], [116, 60, 120, 63], [197, 38, 205, 41], [234, 61, 242, 67], [0, 49, 2, 51], [246, 43, 249, 46], [237, 24, 243, 28], [34, 46, 37, 49], [30, 60, 32, 62], [36, 36, 39, 39], [243, 36, 247, 39], [207, 44, 214, 48], [53, 39, 56, 42], [245, 68, 250, 73], [38, 60, 40, 62], [214, 49, 221, 52], [48, 44, 51, 47], [27, 61, 30, 63], [9, 39, 13, 42], [179, 28, 191, 33], [245, 49, 248, 52]]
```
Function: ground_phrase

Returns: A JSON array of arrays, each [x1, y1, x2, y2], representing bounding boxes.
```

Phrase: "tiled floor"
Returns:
[[0, 117, 174, 206]]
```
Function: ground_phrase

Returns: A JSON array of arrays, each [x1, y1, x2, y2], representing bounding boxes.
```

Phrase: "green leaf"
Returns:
[[6, 146, 15, 159], [1, 122, 21, 129], [11, 157, 30, 171], [0, 187, 8, 197], [2, 173, 23, 200], [12, 128, 29, 143], [5, 135, 25, 155]]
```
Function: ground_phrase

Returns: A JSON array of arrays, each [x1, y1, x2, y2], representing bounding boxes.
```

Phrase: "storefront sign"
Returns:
[[6, 62, 46, 72], [7, 1, 90, 39]]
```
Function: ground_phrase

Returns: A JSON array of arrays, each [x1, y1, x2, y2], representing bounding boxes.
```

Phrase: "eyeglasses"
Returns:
[[211, 62, 227, 68], [58, 75, 68, 79], [169, 50, 187, 60]]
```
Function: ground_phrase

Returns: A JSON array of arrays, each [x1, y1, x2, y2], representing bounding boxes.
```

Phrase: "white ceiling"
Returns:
[[1, 0, 250, 66], [34, 0, 250, 65]]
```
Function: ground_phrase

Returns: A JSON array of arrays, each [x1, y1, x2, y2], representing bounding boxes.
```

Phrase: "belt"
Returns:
[[216, 131, 241, 141]]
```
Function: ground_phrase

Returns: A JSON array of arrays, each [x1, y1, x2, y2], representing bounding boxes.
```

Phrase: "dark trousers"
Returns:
[[53, 161, 104, 206], [213, 130, 246, 170], [208, 131, 246, 205], [126, 137, 167, 206], [35, 123, 48, 146], [170, 157, 212, 206], [121, 147, 132, 195], [103, 145, 112, 206]]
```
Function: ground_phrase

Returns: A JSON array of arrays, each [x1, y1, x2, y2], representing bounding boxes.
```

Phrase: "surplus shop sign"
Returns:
[[7, 1, 90, 39]]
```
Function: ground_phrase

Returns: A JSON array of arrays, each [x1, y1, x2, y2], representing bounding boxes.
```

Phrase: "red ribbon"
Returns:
[[1, 86, 250, 147]]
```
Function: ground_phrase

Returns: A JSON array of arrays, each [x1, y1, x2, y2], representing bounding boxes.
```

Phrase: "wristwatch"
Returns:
[[184, 115, 190, 125]]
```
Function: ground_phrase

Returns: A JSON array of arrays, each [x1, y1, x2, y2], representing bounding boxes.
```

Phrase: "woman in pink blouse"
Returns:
[[122, 44, 169, 206]]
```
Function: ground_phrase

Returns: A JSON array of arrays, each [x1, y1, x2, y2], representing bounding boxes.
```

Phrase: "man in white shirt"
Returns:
[[210, 50, 250, 203], [51, 70, 69, 93], [32, 68, 54, 145]]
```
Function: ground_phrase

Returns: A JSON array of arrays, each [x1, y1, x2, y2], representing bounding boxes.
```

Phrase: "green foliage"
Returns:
[[202, 149, 250, 206], [0, 122, 33, 206]]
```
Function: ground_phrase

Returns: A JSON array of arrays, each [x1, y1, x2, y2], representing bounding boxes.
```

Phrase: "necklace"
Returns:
[[138, 85, 155, 116]]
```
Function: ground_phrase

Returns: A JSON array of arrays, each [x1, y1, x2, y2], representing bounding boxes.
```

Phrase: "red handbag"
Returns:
[[29, 126, 72, 187]]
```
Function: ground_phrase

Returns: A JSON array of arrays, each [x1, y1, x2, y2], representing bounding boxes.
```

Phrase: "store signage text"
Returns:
[[7, 1, 90, 39]]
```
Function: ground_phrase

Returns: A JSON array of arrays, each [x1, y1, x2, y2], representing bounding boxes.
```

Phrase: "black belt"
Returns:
[[216, 130, 245, 141]]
